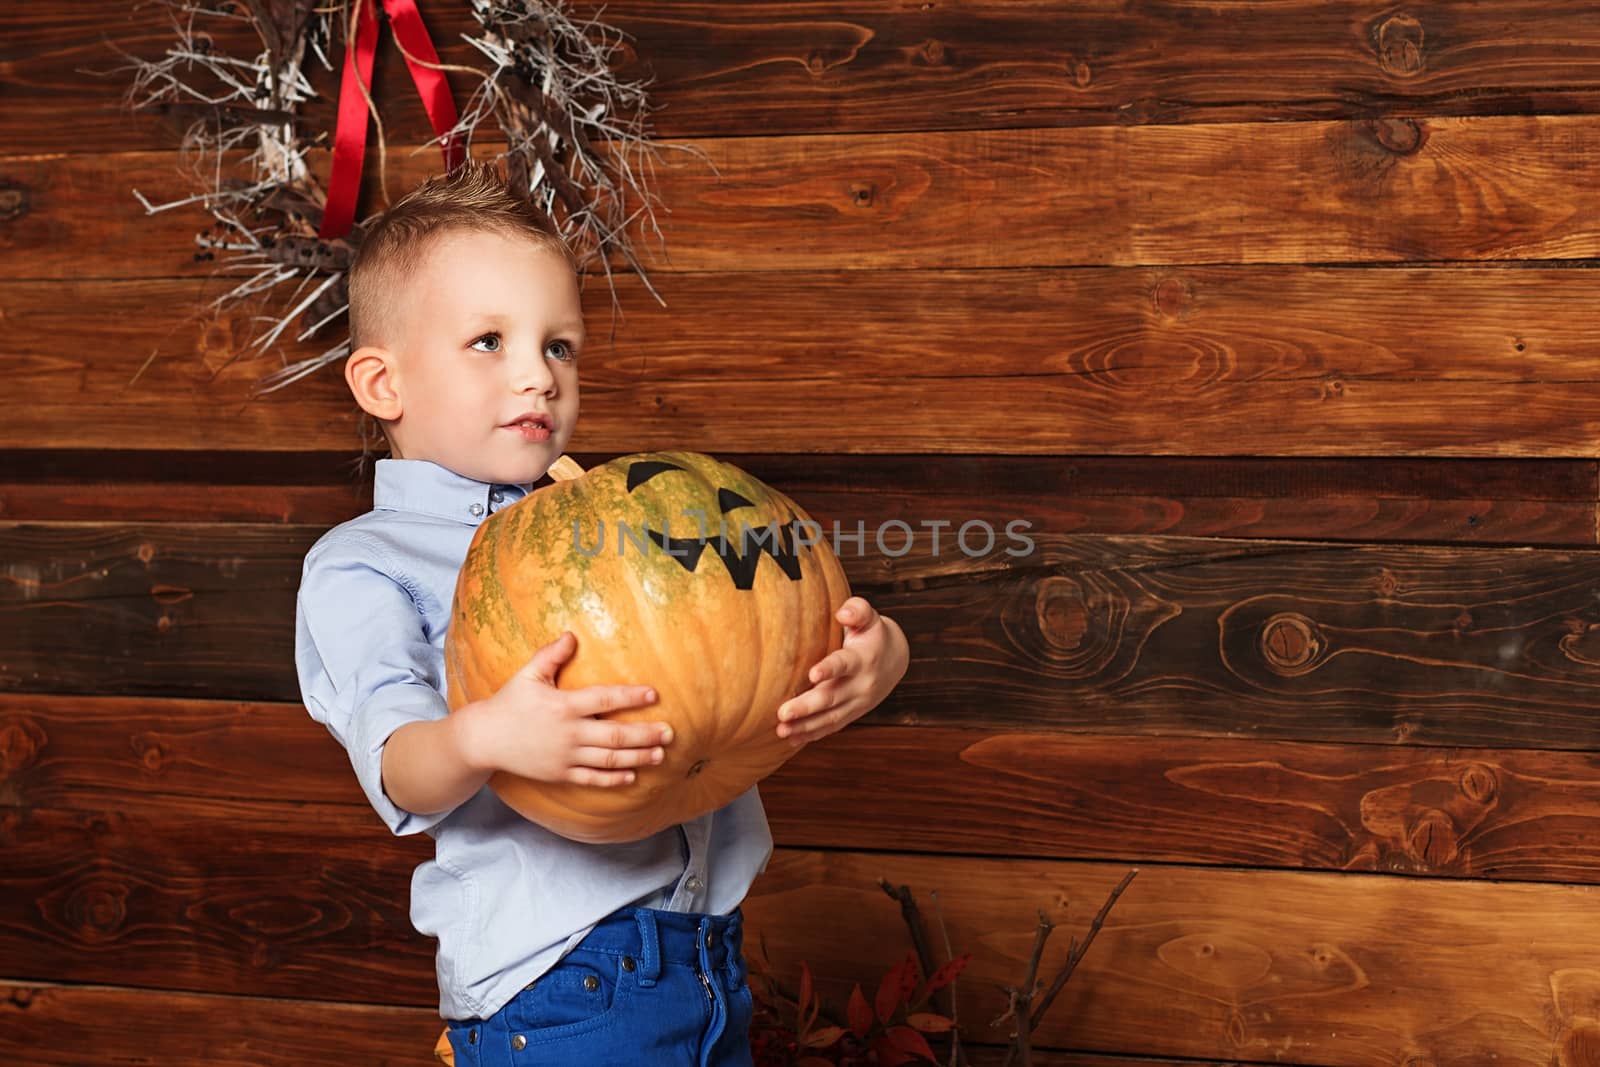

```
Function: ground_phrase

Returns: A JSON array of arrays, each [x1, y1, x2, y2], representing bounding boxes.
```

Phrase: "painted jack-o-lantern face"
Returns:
[[444, 450, 852, 844]]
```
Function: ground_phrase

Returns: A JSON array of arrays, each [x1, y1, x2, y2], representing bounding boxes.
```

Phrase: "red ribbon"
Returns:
[[319, 0, 466, 239]]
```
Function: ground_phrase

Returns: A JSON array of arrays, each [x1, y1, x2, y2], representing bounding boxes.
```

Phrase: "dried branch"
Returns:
[[115, 0, 674, 409]]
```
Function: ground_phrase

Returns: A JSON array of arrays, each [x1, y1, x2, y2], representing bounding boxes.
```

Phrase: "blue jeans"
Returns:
[[444, 907, 754, 1067]]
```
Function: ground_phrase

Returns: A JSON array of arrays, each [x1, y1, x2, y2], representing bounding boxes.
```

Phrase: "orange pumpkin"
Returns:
[[444, 450, 852, 843]]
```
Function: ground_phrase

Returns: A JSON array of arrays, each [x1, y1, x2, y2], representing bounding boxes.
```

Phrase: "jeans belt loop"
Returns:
[[634, 909, 662, 987]]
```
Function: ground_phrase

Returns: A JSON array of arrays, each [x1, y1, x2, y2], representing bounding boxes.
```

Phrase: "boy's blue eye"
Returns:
[[545, 340, 575, 362], [470, 332, 501, 353]]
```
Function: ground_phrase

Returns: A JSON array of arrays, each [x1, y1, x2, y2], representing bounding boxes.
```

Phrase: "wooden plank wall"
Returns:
[[6, 2, 1600, 1063]]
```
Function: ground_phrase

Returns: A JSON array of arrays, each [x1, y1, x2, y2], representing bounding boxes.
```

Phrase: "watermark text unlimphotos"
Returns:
[[571, 510, 1035, 560]]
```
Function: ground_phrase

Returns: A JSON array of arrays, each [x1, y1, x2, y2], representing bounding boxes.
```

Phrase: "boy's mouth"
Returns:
[[503, 412, 553, 441]]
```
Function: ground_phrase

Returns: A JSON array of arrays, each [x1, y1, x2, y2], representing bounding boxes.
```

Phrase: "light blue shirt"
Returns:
[[293, 458, 773, 1020]]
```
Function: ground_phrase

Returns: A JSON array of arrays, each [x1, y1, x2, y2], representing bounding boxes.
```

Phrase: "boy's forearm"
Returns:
[[380, 711, 492, 816]]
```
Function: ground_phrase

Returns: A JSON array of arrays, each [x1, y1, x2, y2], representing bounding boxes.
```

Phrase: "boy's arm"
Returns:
[[295, 535, 472, 835], [296, 535, 672, 830]]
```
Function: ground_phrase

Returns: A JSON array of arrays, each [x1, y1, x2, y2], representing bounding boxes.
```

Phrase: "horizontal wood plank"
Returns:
[[9, 117, 1600, 283], [0, 982, 1179, 1067], [9, 526, 1600, 749], [12, 1, 1600, 152], [12, 692, 1600, 883], [746, 850, 1600, 1066], [8, 264, 1600, 457], [2, 789, 1597, 1066], [1, 448, 1593, 544]]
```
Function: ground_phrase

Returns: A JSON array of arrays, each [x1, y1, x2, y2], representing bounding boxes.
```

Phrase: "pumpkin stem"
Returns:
[[547, 455, 587, 482]]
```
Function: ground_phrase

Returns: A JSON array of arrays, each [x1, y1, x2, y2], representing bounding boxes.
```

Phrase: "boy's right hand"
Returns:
[[454, 631, 671, 787]]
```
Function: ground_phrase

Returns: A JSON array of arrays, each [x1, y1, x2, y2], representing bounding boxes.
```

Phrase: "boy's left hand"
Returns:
[[776, 596, 909, 746]]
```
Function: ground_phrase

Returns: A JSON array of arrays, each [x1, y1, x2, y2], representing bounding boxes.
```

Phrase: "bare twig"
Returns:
[[1030, 870, 1138, 1030]]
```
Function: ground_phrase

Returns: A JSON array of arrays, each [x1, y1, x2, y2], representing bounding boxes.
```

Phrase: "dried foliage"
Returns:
[[103, 0, 670, 400], [748, 872, 1138, 1066]]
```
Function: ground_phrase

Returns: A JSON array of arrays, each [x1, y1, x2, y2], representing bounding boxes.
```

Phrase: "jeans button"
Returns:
[[511, 1034, 527, 1050], [622, 956, 636, 972], [583, 974, 600, 992]]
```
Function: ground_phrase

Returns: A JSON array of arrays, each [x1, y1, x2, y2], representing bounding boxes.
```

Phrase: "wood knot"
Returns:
[[66, 879, 129, 942], [1072, 60, 1092, 87], [1153, 276, 1189, 319], [1405, 809, 1459, 868], [1035, 576, 1090, 653], [1555, 1021, 1600, 1067], [0, 715, 46, 779], [1259, 613, 1324, 675], [0, 182, 30, 224], [1365, 117, 1427, 156], [1374, 13, 1426, 78], [915, 38, 946, 65], [1458, 763, 1498, 803], [848, 182, 877, 208]]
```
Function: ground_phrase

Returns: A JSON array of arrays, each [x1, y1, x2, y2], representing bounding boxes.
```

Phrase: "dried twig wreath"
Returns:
[[106, 0, 673, 416]]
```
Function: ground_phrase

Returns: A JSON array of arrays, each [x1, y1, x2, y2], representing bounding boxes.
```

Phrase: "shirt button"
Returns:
[[468, 502, 484, 517], [511, 1034, 526, 1050], [685, 874, 704, 894]]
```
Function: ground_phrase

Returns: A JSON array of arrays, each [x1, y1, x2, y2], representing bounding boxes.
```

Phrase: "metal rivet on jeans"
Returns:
[[583, 974, 600, 991], [511, 1034, 527, 1050], [705, 930, 717, 949], [468, 1029, 477, 1045], [622, 956, 636, 972]]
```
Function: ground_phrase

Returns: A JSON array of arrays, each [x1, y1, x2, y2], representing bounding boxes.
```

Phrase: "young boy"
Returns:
[[293, 158, 910, 1066]]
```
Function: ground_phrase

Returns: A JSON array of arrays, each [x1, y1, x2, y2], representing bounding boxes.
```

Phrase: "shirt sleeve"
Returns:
[[295, 531, 456, 836]]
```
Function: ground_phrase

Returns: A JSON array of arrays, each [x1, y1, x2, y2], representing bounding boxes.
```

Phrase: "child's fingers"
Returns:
[[566, 684, 660, 717], [574, 717, 675, 750], [840, 597, 878, 629], [782, 703, 855, 744], [777, 684, 838, 735], [570, 744, 666, 771], [564, 765, 640, 788], [523, 630, 577, 682], [808, 648, 860, 685]]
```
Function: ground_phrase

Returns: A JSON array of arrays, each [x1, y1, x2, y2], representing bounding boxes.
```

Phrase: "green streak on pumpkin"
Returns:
[[469, 510, 527, 650]]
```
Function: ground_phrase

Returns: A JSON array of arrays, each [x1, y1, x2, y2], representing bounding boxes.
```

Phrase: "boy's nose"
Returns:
[[510, 353, 557, 394]]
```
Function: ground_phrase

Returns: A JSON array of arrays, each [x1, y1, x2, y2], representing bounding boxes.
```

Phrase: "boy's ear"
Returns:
[[345, 344, 403, 421]]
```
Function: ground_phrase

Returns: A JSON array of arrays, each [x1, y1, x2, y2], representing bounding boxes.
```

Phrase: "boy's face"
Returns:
[[375, 227, 583, 485]]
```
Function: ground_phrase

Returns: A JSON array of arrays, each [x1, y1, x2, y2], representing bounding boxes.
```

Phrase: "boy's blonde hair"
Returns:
[[346, 157, 576, 354]]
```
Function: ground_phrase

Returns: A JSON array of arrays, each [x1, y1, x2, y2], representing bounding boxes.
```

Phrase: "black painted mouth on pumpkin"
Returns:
[[627, 459, 806, 591]]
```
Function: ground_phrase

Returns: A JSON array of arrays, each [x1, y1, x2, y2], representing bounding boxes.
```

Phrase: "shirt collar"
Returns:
[[373, 458, 537, 525]]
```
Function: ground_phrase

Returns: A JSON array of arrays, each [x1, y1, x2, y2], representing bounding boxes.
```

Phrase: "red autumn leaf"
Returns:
[[906, 1012, 955, 1033], [886, 1024, 939, 1062], [875, 957, 905, 1024], [922, 953, 971, 995], [798, 960, 813, 1018], [800, 1025, 846, 1049], [848, 982, 873, 1038], [872, 1035, 916, 1066], [898, 951, 923, 1001]]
